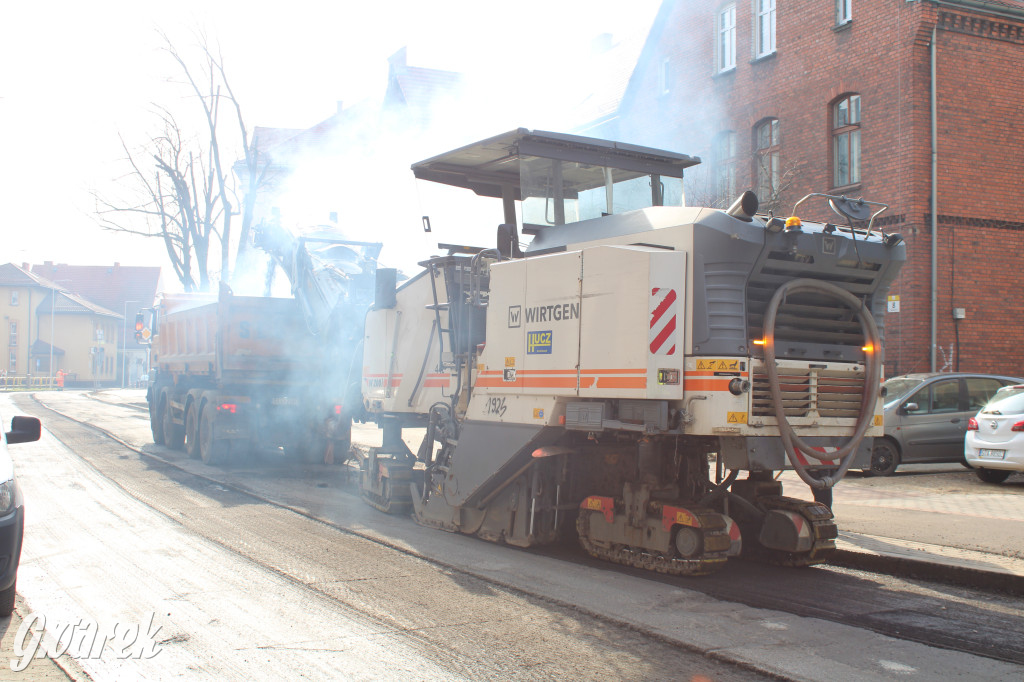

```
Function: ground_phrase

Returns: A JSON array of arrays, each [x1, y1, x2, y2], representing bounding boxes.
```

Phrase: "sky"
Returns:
[[0, 0, 662, 282]]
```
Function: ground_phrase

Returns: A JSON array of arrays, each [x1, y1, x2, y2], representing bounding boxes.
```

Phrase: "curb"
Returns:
[[829, 547, 1024, 596]]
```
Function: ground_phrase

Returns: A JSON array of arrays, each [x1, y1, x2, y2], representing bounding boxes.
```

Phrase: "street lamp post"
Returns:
[[47, 280, 71, 390], [122, 301, 139, 389]]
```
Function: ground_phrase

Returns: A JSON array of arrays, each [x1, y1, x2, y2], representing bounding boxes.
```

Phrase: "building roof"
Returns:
[[30, 339, 65, 357], [38, 289, 121, 318], [939, 0, 1024, 16], [0, 262, 63, 289], [31, 262, 161, 312], [383, 47, 463, 110], [573, 32, 654, 135]]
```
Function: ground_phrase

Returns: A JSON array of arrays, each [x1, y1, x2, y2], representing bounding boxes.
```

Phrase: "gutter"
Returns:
[[930, 26, 938, 372]]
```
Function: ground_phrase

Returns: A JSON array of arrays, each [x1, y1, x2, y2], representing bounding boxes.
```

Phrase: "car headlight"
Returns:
[[0, 480, 15, 515]]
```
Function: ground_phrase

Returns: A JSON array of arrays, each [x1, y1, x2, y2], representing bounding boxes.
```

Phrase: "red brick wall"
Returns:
[[612, 0, 1024, 377]]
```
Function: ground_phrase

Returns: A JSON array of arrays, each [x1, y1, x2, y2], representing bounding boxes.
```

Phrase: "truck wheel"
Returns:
[[199, 406, 228, 465], [162, 391, 185, 451], [151, 400, 166, 445], [184, 401, 201, 459]]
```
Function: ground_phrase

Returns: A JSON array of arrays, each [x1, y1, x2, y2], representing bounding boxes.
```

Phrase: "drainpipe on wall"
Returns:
[[930, 26, 938, 372]]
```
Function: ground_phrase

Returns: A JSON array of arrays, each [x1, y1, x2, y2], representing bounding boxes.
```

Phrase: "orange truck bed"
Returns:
[[152, 288, 318, 385]]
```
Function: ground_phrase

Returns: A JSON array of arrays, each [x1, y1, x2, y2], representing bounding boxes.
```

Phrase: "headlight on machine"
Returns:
[[0, 480, 15, 515]]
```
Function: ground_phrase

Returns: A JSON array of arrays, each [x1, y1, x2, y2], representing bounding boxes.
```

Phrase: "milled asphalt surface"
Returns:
[[5, 388, 1024, 680], [94, 388, 1024, 594]]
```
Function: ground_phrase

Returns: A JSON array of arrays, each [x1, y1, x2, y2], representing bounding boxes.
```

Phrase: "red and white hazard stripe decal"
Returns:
[[792, 446, 838, 467], [649, 287, 677, 355]]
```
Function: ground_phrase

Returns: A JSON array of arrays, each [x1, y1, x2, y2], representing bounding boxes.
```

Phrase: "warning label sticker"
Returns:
[[727, 412, 748, 424], [697, 359, 742, 371]]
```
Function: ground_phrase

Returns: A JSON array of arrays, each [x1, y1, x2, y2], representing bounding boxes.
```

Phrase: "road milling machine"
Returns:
[[360, 129, 905, 575]]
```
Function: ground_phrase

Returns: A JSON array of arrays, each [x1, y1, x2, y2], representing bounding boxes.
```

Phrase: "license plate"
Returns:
[[271, 397, 299, 406], [978, 449, 1006, 460]]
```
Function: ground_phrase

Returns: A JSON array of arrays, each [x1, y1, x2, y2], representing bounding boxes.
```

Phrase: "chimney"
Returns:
[[388, 46, 408, 69], [336, 101, 344, 115]]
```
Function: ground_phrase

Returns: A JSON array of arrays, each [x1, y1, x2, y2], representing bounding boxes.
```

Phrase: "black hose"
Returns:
[[763, 278, 883, 490]]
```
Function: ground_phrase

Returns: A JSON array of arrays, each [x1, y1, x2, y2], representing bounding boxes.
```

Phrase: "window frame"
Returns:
[[755, 0, 776, 58], [832, 94, 862, 188], [8, 321, 16, 348], [713, 130, 739, 205], [658, 57, 671, 95], [9, 291, 18, 306], [755, 118, 781, 202], [718, 4, 737, 73], [836, 0, 852, 26]]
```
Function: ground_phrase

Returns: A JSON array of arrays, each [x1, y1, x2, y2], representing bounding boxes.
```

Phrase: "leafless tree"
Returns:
[[94, 32, 269, 291]]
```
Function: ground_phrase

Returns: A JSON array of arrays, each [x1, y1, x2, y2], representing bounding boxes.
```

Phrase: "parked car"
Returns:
[[965, 384, 1024, 484], [0, 413, 40, 616], [870, 373, 1024, 476]]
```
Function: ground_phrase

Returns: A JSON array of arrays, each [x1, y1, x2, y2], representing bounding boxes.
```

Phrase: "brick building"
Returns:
[[599, 0, 1024, 377]]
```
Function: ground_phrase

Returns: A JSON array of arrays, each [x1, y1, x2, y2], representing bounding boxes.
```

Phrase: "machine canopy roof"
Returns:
[[411, 128, 701, 201]]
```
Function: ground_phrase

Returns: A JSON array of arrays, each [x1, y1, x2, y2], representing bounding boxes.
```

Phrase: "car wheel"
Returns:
[[0, 581, 15, 617], [866, 440, 900, 477], [976, 468, 1011, 484]]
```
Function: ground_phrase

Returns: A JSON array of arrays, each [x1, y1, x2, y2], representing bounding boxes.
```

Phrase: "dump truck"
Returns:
[[358, 129, 905, 575], [143, 231, 381, 464]]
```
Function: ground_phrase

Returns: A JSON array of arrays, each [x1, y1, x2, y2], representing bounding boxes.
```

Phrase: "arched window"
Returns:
[[714, 131, 738, 204], [832, 94, 861, 187], [755, 118, 780, 202]]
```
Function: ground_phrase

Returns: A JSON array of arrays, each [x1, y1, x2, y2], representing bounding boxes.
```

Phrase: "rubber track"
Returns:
[[576, 510, 730, 577]]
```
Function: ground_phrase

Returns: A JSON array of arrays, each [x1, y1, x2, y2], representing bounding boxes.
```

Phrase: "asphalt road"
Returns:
[[3, 389, 1024, 680]]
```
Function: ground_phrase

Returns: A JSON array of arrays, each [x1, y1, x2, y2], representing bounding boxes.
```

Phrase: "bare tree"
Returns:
[[754, 152, 803, 216], [94, 32, 269, 291]]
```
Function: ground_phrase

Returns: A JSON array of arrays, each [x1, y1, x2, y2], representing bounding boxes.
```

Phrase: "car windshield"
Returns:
[[980, 386, 1024, 415], [883, 377, 924, 407]]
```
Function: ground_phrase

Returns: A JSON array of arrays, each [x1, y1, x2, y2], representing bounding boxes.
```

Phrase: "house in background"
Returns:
[[0, 263, 119, 387], [31, 262, 161, 387], [604, 0, 1024, 377], [235, 46, 467, 262], [34, 288, 120, 388]]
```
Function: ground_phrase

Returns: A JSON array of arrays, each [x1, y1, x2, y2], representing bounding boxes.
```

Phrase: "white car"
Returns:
[[0, 413, 41, 615], [965, 384, 1024, 484]]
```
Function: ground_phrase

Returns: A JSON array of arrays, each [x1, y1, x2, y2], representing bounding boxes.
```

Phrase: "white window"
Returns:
[[8, 351, 15, 372], [9, 291, 18, 306], [756, 0, 776, 57], [718, 5, 737, 72], [659, 58, 671, 95], [833, 94, 861, 187], [836, 0, 852, 25], [8, 321, 16, 347]]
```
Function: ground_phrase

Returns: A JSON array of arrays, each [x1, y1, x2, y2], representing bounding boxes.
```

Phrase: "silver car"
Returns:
[[870, 373, 1024, 476]]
